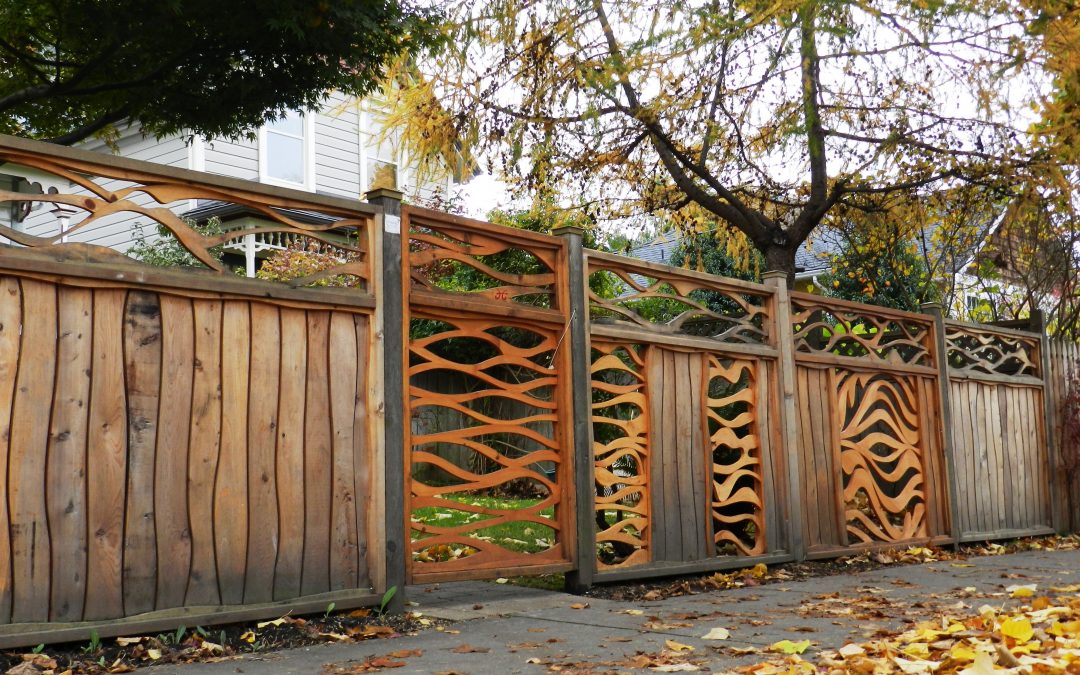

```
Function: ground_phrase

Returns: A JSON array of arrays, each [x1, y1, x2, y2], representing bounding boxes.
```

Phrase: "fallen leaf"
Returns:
[[569, 602, 589, 610], [239, 631, 256, 643], [624, 609, 645, 615], [769, 639, 811, 654], [651, 664, 700, 672], [495, 578, 509, 584], [450, 644, 490, 654], [1000, 616, 1034, 643], [665, 639, 695, 652], [115, 637, 145, 646], [701, 627, 730, 641], [838, 644, 865, 657], [643, 590, 663, 601], [1007, 584, 1037, 598], [387, 649, 422, 658]]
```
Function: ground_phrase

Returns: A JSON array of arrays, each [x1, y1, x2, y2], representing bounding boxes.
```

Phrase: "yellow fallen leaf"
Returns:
[[256, 616, 290, 628], [1050, 584, 1080, 592], [1007, 584, 1036, 598], [958, 651, 997, 675], [652, 665, 700, 672], [146, 649, 161, 661], [701, 627, 730, 641], [115, 637, 144, 646], [665, 639, 695, 652], [950, 563, 975, 568], [1049, 620, 1080, 637], [769, 639, 811, 654], [750, 563, 768, 578], [950, 644, 976, 661], [495, 578, 509, 584], [569, 602, 589, 610], [624, 609, 644, 615], [893, 656, 941, 674], [902, 642, 930, 658], [239, 631, 256, 643], [1000, 617, 1034, 643]]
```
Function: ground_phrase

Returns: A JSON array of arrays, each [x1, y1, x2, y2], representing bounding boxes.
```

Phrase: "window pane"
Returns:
[[267, 111, 303, 136], [367, 159, 397, 190], [266, 133, 304, 183]]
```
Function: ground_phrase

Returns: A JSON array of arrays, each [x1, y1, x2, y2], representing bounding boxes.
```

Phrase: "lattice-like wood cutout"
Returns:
[[945, 323, 1040, 377], [587, 252, 772, 344], [704, 357, 766, 556], [0, 146, 372, 287], [837, 371, 928, 544], [791, 295, 933, 366], [591, 342, 650, 569], [406, 210, 560, 307], [408, 314, 564, 569]]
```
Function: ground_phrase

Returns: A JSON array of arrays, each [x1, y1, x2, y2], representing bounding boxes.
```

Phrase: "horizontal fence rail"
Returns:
[[0, 133, 1070, 647]]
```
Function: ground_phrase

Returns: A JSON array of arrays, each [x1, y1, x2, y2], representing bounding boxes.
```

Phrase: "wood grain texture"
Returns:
[[302, 311, 333, 596], [329, 312, 360, 590], [85, 289, 128, 621], [352, 314, 372, 589], [122, 290, 162, 616], [244, 303, 280, 604], [155, 296, 194, 609], [274, 308, 307, 601], [216, 301, 250, 605], [8, 280, 55, 623], [185, 300, 223, 607], [47, 287, 92, 621], [0, 278, 21, 624]]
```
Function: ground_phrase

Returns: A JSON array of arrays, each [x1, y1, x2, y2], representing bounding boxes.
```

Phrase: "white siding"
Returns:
[[314, 92, 361, 198], [204, 136, 259, 180]]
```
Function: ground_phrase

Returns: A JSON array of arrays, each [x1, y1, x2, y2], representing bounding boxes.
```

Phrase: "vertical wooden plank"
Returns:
[[85, 289, 128, 621], [662, 349, 681, 560], [122, 290, 162, 616], [329, 312, 359, 590], [646, 347, 666, 562], [215, 301, 249, 605], [814, 368, 837, 546], [825, 367, 847, 546], [8, 279, 54, 623], [47, 287, 92, 621], [984, 385, 1002, 532], [999, 386, 1016, 531], [674, 352, 695, 561], [352, 315, 372, 589], [155, 296, 194, 609], [962, 382, 978, 535], [185, 300, 222, 607], [972, 383, 988, 534], [302, 311, 332, 595], [0, 277, 22, 624], [796, 368, 820, 548], [756, 361, 780, 553], [245, 303, 281, 604], [274, 308, 307, 601], [1012, 388, 1029, 529], [686, 352, 707, 561]]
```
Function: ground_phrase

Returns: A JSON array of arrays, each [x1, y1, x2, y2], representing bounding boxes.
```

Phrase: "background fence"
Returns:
[[0, 134, 1075, 647]]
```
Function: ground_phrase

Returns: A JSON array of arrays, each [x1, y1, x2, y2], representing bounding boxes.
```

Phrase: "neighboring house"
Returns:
[[0, 91, 457, 272]]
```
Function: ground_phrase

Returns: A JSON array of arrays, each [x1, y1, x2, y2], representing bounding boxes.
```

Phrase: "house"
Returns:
[[0, 91, 457, 272]]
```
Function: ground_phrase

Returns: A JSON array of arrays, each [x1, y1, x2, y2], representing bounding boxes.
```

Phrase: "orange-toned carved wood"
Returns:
[[836, 371, 929, 544], [407, 311, 566, 573], [590, 342, 650, 569], [704, 356, 766, 556], [945, 322, 1041, 377], [790, 294, 934, 367], [586, 251, 773, 345]]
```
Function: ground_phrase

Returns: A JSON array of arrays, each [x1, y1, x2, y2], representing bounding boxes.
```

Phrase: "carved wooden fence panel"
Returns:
[[945, 321, 1054, 541], [789, 294, 951, 556], [0, 135, 386, 647], [1047, 339, 1080, 532], [584, 252, 789, 581], [402, 207, 574, 583]]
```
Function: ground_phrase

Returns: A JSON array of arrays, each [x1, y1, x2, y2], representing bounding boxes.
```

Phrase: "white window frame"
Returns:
[[258, 111, 316, 191]]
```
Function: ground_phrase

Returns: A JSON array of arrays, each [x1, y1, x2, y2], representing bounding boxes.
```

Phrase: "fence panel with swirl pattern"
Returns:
[[402, 207, 574, 582], [788, 293, 950, 555]]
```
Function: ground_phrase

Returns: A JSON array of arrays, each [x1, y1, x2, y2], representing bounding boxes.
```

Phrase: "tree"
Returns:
[[0, 0, 441, 144], [384, 0, 1052, 284]]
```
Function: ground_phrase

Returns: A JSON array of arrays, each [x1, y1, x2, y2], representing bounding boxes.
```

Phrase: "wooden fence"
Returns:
[[1048, 339, 1080, 531], [0, 133, 1070, 647]]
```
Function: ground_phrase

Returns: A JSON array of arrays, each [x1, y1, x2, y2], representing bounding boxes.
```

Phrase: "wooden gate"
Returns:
[[585, 252, 792, 581], [402, 207, 576, 583]]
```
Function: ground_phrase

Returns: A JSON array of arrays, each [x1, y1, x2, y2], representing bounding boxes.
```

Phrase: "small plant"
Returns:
[[323, 601, 336, 619], [378, 586, 398, 614], [31, 643, 45, 654], [82, 629, 101, 654]]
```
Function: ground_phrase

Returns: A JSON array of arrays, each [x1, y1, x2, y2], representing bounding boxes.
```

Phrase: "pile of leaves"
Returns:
[[589, 536, 1080, 603], [724, 584, 1080, 674], [0, 607, 444, 675]]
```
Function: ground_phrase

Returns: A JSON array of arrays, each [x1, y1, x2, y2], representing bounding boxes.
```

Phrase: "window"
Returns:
[[362, 110, 399, 192], [260, 111, 313, 189]]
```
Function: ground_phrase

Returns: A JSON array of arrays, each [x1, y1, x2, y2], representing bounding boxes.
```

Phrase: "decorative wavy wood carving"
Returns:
[[704, 356, 766, 556], [406, 211, 560, 306], [837, 371, 928, 544], [790, 296, 933, 366], [408, 313, 564, 570], [590, 341, 650, 569], [586, 253, 772, 344], [945, 323, 1040, 377], [0, 148, 371, 286]]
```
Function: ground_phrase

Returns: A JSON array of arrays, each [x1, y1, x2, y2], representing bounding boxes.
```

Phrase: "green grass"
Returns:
[[411, 494, 555, 557]]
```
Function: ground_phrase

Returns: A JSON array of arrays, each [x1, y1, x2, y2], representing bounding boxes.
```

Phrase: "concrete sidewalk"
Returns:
[[162, 548, 1080, 674]]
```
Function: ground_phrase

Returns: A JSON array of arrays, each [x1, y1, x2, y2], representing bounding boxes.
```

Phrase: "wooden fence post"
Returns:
[[554, 226, 595, 593], [365, 188, 406, 612], [761, 272, 805, 561], [921, 303, 963, 549], [1031, 311, 1066, 534]]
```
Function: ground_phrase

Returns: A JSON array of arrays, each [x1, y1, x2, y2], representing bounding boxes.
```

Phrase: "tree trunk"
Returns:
[[762, 244, 799, 288]]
